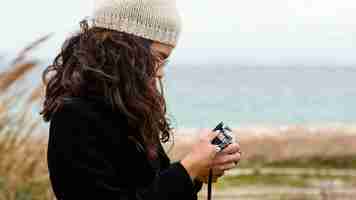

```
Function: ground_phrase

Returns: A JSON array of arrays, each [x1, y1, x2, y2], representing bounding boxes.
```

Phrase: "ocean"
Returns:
[[163, 65, 356, 129]]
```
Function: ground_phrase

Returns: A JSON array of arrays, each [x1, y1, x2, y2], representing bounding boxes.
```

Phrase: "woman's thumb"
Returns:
[[206, 129, 220, 142]]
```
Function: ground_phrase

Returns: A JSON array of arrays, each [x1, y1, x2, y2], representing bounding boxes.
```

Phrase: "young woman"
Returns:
[[41, 0, 241, 199]]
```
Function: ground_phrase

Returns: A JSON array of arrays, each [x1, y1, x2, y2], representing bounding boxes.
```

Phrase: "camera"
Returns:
[[211, 122, 234, 152]]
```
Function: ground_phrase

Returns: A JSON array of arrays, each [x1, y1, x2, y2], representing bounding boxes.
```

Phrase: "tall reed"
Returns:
[[0, 35, 55, 200]]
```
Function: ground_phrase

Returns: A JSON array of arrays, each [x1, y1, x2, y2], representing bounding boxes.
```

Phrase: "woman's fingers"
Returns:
[[213, 151, 241, 166], [208, 170, 225, 183], [196, 169, 226, 183], [220, 143, 241, 155], [212, 168, 225, 177], [211, 169, 226, 182], [216, 163, 236, 171], [194, 139, 242, 183], [199, 128, 219, 143]]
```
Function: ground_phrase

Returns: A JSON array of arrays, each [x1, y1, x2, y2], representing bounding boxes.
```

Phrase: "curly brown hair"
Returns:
[[40, 20, 172, 160]]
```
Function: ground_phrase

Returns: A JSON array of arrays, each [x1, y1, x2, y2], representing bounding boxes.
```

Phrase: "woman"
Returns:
[[41, 0, 241, 199]]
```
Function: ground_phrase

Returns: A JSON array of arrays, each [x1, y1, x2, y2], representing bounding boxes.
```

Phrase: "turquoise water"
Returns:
[[164, 66, 356, 128]]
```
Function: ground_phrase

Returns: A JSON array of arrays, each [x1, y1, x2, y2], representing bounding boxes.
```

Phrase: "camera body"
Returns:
[[211, 122, 234, 152]]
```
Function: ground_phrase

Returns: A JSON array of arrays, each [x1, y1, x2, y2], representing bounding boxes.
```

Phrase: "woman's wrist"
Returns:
[[180, 157, 198, 181]]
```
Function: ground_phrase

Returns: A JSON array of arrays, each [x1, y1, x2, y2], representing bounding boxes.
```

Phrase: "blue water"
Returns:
[[163, 66, 356, 128]]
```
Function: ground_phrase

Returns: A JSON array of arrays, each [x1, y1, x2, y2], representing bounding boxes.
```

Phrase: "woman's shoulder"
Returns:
[[54, 96, 119, 119], [61, 96, 109, 114], [49, 96, 128, 143], [50, 96, 126, 131]]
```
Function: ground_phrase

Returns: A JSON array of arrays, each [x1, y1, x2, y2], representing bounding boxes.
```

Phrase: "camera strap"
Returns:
[[207, 169, 213, 200]]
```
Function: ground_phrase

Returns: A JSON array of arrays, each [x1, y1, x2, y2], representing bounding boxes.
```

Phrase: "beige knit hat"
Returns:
[[92, 0, 182, 46]]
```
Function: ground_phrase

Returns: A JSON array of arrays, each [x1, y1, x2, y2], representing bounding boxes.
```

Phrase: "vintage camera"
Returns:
[[211, 122, 234, 152]]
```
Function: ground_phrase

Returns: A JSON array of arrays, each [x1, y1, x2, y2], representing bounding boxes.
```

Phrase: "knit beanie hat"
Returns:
[[92, 0, 182, 46]]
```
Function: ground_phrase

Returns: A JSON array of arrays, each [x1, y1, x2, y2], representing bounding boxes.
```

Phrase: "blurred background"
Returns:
[[0, 0, 355, 199]]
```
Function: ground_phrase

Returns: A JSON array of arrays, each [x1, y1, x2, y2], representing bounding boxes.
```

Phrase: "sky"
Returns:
[[1, 0, 356, 66]]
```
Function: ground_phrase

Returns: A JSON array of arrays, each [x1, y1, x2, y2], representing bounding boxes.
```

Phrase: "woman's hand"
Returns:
[[180, 129, 220, 181], [195, 143, 242, 183]]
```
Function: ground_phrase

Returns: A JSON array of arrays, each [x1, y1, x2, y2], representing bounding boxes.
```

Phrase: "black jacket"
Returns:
[[47, 96, 203, 200]]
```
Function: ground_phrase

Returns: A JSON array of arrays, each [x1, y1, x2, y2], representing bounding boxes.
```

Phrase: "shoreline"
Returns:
[[171, 123, 356, 136]]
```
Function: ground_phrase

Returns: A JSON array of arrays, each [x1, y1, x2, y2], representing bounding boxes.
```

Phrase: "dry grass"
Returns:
[[0, 37, 55, 200]]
